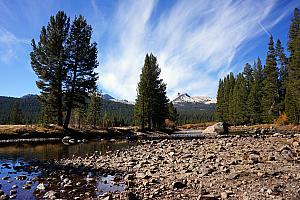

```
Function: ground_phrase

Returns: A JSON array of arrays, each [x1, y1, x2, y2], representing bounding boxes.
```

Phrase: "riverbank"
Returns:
[[35, 134, 300, 199], [0, 124, 299, 143]]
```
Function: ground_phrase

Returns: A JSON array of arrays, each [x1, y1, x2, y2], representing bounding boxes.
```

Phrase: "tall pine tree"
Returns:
[[215, 79, 224, 121], [275, 39, 288, 113], [134, 54, 169, 130], [286, 8, 300, 123], [262, 35, 279, 123], [31, 11, 70, 126], [63, 15, 99, 128]]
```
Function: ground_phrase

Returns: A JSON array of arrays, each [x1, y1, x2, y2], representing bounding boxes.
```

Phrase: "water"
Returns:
[[0, 140, 137, 199]]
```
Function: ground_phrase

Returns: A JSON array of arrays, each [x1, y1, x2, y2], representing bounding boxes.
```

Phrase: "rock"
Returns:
[[101, 195, 112, 200], [266, 188, 272, 195], [11, 185, 17, 189], [22, 184, 31, 190], [203, 122, 228, 135], [124, 174, 134, 181], [2, 176, 10, 180], [36, 183, 46, 190], [280, 146, 294, 161], [172, 181, 187, 189], [43, 190, 58, 199], [9, 190, 17, 196], [9, 195, 16, 199], [62, 136, 71, 142], [248, 154, 260, 164], [220, 192, 228, 199], [226, 173, 239, 180], [0, 191, 3, 196], [197, 194, 218, 200], [0, 194, 8, 200]]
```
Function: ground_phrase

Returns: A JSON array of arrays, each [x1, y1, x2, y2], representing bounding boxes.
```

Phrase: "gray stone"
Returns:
[[203, 122, 228, 135], [43, 190, 58, 199]]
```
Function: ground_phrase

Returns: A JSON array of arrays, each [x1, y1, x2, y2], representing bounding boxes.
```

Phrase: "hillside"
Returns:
[[0, 93, 216, 125]]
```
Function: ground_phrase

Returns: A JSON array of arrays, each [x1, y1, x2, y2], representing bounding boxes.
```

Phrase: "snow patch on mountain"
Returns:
[[172, 93, 216, 104]]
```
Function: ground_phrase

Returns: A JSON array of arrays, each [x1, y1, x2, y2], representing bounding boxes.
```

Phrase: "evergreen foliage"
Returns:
[[261, 35, 279, 123], [30, 11, 98, 128], [168, 102, 179, 124], [216, 7, 300, 125], [86, 90, 102, 128], [134, 54, 169, 130], [30, 11, 70, 126], [63, 15, 99, 128], [286, 8, 300, 123], [275, 39, 288, 113]]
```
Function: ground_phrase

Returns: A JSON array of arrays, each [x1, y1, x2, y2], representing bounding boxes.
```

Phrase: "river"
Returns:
[[0, 140, 137, 199]]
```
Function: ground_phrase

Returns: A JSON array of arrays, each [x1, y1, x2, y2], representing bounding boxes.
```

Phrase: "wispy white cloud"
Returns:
[[0, 27, 30, 63], [98, 0, 296, 101]]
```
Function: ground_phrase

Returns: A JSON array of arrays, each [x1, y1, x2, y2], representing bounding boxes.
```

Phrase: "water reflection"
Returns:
[[0, 140, 137, 199]]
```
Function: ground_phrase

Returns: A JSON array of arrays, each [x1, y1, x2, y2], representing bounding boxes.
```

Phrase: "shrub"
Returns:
[[274, 113, 289, 127]]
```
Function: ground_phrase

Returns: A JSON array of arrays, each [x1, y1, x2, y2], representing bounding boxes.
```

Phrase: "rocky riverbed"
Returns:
[[35, 135, 300, 199]]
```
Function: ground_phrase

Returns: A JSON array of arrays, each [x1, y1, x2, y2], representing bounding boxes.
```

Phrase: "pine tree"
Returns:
[[215, 79, 224, 121], [275, 39, 288, 113], [262, 35, 279, 123], [247, 58, 264, 124], [10, 101, 22, 124], [63, 15, 99, 128], [223, 75, 230, 122], [134, 53, 169, 130], [31, 11, 70, 126], [87, 90, 102, 128], [286, 8, 300, 124], [288, 8, 300, 54], [243, 63, 253, 94], [228, 73, 235, 124], [168, 102, 179, 124], [232, 73, 248, 125]]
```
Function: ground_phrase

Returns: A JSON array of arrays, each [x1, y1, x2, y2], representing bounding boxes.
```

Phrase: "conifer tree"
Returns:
[[275, 39, 288, 113], [168, 102, 179, 124], [232, 73, 248, 125], [87, 89, 102, 128], [215, 79, 224, 121], [286, 8, 300, 123], [10, 101, 22, 124], [262, 35, 279, 123], [31, 11, 70, 126], [247, 58, 264, 124], [228, 73, 235, 124], [63, 15, 98, 128], [223, 75, 230, 122], [134, 54, 169, 130]]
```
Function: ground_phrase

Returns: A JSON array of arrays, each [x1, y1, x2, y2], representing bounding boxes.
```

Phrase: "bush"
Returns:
[[165, 119, 176, 130], [274, 113, 289, 126]]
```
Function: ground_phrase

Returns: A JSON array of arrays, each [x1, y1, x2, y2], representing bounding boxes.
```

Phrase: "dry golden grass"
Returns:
[[179, 122, 216, 130], [0, 125, 64, 135]]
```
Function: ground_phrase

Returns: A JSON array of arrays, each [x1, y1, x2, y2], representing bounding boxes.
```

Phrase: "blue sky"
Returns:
[[0, 0, 299, 101]]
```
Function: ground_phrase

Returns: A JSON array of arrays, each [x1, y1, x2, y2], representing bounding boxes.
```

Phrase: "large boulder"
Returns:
[[203, 122, 228, 135]]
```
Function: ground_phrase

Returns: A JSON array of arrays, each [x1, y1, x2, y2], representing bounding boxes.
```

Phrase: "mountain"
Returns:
[[102, 94, 115, 100], [171, 93, 215, 124], [172, 93, 216, 105], [103, 94, 135, 105]]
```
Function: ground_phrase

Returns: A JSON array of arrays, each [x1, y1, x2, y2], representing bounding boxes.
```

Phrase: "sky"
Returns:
[[0, 0, 299, 101]]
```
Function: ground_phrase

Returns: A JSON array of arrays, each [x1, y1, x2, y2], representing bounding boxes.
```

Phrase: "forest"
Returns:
[[215, 8, 300, 125]]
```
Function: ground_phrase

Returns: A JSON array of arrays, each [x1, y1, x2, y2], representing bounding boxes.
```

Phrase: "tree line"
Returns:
[[215, 8, 300, 125]]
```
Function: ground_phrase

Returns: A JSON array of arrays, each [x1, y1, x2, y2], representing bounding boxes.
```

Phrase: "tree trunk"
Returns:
[[63, 106, 72, 129]]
